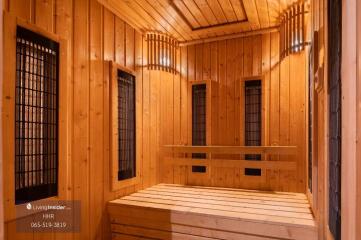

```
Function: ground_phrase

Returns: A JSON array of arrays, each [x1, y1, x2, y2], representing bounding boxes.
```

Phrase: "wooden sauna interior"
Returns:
[[1, 0, 361, 240]]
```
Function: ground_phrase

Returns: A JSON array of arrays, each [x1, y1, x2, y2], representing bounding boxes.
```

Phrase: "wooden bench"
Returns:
[[108, 184, 317, 240]]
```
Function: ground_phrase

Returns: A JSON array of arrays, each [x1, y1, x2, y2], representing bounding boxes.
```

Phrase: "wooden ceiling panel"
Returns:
[[196, 0, 219, 25], [242, 0, 261, 29], [256, 0, 270, 28], [132, 0, 187, 40], [152, 0, 193, 34], [229, 0, 247, 21], [206, 0, 228, 24], [173, 0, 201, 28], [267, 0, 281, 22], [98, 0, 298, 44], [182, 0, 209, 26], [174, 0, 247, 30], [220, 0, 238, 22], [122, 0, 170, 34]]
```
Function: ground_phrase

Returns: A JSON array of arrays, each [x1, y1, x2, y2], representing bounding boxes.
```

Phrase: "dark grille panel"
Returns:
[[15, 27, 59, 204], [192, 166, 206, 173], [245, 80, 262, 162], [117, 70, 136, 181], [245, 168, 261, 176], [328, 0, 342, 237], [192, 84, 206, 160]]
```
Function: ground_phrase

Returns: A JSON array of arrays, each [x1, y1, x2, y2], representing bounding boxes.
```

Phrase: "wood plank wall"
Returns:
[[161, 34, 307, 193], [2, 0, 161, 239], [357, 1, 361, 238], [0, 1, 4, 240], [341, 0, 358, 239], [2, 0, 308, 239], [309, 0, 330, 240], [311, 0, 361, 239]]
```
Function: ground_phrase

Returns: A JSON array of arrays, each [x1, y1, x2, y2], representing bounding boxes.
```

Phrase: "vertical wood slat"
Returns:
[[152, 34, 155, 70], [89, 1, 103, 240], [169, 37, 171, 73], [301, 3, 306, 50], [289, 8, 292, 54], [291, 5, 297, 53], [147, 34, 150, 69], [297, 4, 300, 50], [170, 37, 172, 73], [0, 0, 3, 238], [162, 35, 165, 72], [153, 34, 155, 70], [280, 17, 283, 59], [174, 38, 176, 73], [285, 11, 288, 57], [290, 7, 292, 53], [157, 34, 160, 70], [289, 7, 291, 53], [165, 36, 167, 72]]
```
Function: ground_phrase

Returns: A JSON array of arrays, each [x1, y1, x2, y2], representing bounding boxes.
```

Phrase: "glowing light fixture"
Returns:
[[146, 32, 178, 73], [280, 1, 309, 59]]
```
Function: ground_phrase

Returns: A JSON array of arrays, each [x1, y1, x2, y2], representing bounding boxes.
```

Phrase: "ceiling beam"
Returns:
[[190, 20, 249, 36], [179, 26, 279, 46]]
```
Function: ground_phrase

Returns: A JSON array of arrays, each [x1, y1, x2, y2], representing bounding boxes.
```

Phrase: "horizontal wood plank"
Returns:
[[111, 216, 279, 240], [165, 157, 297, 170], [138, 188, 311, 209], [162, 145, 298, 154]]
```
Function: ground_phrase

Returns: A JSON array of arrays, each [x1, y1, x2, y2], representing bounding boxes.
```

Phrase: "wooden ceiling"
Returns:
[[172, 0, 247, 30], [98, 0, 297, 43]]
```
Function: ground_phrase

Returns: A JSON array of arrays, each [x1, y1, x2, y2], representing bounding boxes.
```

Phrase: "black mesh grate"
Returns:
[[117, 70, 136, 181], [245, 80, 262, 161], [192, 84, 206, 159], [328, 0, 342, 237], [15, 27, 59, 204]]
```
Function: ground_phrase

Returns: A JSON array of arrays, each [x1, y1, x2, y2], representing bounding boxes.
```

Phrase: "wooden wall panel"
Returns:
[[2, 0, 160, 239], [341, 0, 358, 239], [34, 0, 54, 32], [0, 1, 3, 239], [72, 1, 90, 239], [114, 18, 125, 66], [2, 1, 309, 239], [172, 50, 182, 184], [161, 32, 307, 193], [177, 46, 188, 185], [8, 0, 32, 21], [141, 37, 151, 188], [266, 32, 281, 189], [89, 0, 103, 239], [355, 1, 361, 236], [309, 0, 361, 239]]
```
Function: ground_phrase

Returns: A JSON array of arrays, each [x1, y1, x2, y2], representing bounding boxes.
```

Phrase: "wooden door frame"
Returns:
[[356, 0, 361, 237], [341, 0, 358, 239]]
